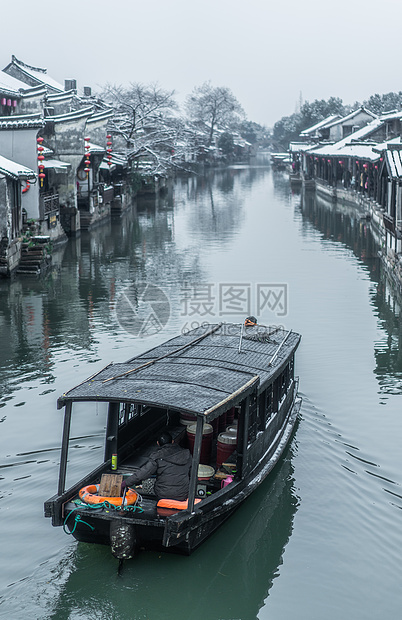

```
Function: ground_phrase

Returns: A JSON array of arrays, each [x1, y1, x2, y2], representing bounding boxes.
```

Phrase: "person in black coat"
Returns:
[[121, 431, 192, 501]]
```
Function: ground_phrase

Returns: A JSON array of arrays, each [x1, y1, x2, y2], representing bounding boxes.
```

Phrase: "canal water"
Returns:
[[1, 157, 401, 619]]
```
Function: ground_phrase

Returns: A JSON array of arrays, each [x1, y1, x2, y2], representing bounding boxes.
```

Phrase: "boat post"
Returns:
[[58, 401, 72, 496], [187, 416, 204, 512], [236, 396, 250, 477], [105, 402, 119, 464]]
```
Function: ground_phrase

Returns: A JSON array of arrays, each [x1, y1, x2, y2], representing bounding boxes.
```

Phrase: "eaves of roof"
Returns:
[[0, 113, 44, 130], [50, 106, 95, 123]]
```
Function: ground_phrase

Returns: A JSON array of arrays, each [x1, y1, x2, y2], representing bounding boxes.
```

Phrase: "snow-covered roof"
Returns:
[[46, 90, 76, 103], [310, 142, 380, 162], [371, 136, 402, 153], [306, 118, 384, 156], [4, 57, 64, 92], [289, 142, 314, 152], [88, 142, 105, 154], [384, 149, 402, 179], [333, 118, 384, 148], [379, 109, 402, 121], [86, 109, 114, 123], [300, 115, 341, 136], [0, 70, 29, 95], [43, 159, 70, 171], [100, 153, 127, 167], [0, 154, 36, 179], [327, 107, 377, 128], [0, 113, 44, 130], [51, 107, 94, 123]]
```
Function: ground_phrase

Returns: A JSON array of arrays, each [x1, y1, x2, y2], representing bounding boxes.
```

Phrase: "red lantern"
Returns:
[[83, 137, 91, 176], [106, 133, 112, 169], [37, 137, 46, 187]]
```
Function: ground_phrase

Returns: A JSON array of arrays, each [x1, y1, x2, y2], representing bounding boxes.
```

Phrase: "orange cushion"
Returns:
[[157, 498, 201, 510]]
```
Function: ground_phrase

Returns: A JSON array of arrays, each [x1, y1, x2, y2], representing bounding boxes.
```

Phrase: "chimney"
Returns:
[[64, 79, 77, 92], [83, 86, 92, 97]]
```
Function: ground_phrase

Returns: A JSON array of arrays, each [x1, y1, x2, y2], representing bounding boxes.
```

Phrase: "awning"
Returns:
[[43, 159, 70, 172], [0, 154, 36, 180]]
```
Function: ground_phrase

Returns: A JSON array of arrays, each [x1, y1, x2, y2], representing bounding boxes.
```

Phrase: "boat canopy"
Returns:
[[57, 324, 301, 422]]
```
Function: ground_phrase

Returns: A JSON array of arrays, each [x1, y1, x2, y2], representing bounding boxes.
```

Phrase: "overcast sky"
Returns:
[[3, 0, 402, 127]]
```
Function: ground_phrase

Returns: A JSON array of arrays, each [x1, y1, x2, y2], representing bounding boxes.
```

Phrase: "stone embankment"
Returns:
[[309, 177, 402, 297]]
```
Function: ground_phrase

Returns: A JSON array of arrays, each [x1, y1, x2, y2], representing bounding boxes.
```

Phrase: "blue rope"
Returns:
[[63, 508, 95, 535], [63, 499, 144, 535]]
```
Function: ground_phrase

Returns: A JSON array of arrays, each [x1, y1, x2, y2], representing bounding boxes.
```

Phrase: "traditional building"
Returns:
[[3, 55, 64, 95], [376, 141, 402, 256], [0, 154, 36, 275]]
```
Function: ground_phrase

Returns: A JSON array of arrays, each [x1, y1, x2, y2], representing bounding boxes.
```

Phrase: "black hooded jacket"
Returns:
[[124, 443, 192, 501]]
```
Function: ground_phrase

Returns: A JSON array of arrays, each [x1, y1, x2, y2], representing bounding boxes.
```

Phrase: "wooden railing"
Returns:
[[39, 192, 59, 219]]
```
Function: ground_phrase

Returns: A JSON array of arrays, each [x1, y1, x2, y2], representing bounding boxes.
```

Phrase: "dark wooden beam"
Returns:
[[58, 401, 72, 496]]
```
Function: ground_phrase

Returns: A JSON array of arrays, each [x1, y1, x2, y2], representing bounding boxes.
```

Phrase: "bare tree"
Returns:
[[185, 82, 245, 146], [101, 82, 187, 173]]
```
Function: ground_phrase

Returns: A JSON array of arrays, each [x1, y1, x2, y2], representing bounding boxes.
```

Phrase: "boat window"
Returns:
[[289, 357, 294, 381], [265, 384, 274, 426], [248, 393, 258, 444], [272, 377, 280, 413], [118, 403, 141, 427], [280, 365, 289, 400], [119, 403, 126, 426], [258, 391, 266, 430]]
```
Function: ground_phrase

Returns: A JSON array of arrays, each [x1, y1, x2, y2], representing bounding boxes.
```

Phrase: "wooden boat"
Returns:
[[44, 320, 301, 559]]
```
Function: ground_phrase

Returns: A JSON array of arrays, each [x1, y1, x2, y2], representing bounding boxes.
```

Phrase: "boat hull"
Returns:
[[62, 396, 301, 556]]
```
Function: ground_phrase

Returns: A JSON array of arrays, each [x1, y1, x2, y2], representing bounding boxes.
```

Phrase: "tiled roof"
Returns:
[[0, 70, 28, 96], [0, 154, 36, 179], [300, 115, 341, 136], [5, 57, 64, 92], [385, 149, 402, 179], [0, 113, 44, 130]]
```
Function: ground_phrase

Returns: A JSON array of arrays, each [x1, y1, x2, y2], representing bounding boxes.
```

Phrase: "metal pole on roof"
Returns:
[[268, 330, 293, 367], [238, 322, 244, 353]]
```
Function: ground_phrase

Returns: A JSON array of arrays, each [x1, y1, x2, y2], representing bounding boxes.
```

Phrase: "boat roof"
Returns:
[[57, 323, 301, 421]]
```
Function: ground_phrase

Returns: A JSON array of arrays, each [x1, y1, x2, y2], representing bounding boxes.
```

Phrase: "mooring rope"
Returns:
[[62, 498, 144, 535]]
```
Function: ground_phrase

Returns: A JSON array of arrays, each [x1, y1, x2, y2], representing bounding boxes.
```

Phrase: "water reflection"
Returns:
[[2, 161, 402, 619], [44, 450, 298, 620], [299, 189, 402, 396], [0, 164, 271, 404]]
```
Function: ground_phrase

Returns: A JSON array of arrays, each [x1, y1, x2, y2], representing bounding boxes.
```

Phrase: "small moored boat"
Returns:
[[44, 320, 302, 559]]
